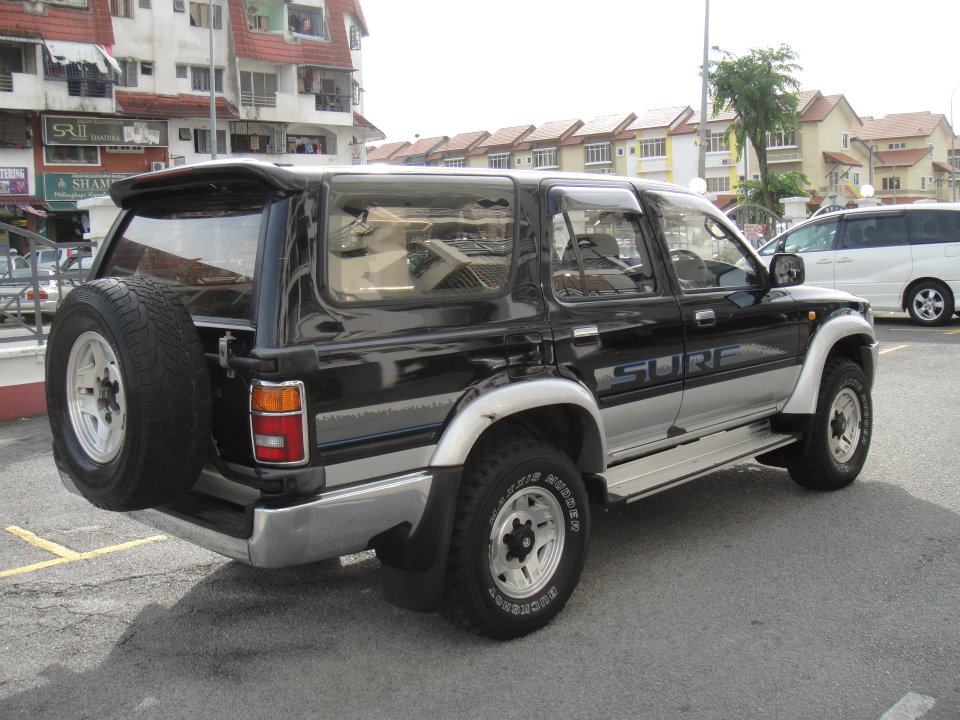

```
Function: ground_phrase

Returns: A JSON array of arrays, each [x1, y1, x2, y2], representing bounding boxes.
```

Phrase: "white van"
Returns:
[[758, 204, 960, 326]]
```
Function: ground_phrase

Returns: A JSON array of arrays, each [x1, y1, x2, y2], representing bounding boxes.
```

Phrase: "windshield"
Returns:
[[99, 197, 266, 320]]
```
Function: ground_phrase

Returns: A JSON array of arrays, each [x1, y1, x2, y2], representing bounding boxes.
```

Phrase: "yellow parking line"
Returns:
[[879, 344, 909, 355], [1, 526, 167, 578], [5, 525, 81, 559], [945, 329, 960, 335]]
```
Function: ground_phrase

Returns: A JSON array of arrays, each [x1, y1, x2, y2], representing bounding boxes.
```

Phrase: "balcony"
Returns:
[[0, 73, 45, 110], [768, 151, 802, 164], [240, 92, 277, 109]]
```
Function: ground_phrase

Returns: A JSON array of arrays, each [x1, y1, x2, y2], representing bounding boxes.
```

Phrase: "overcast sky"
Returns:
[[360, 0, 960, 144]]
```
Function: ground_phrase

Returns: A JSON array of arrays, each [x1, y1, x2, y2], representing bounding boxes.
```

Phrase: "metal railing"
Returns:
[[0, 73, 12, 92], [315, 93, 351, 112], [240, 91, 278, 108], [0, 221, 95, 346]]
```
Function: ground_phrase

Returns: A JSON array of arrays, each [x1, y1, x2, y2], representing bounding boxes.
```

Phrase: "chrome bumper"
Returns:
[[130, 470, 434, 568]]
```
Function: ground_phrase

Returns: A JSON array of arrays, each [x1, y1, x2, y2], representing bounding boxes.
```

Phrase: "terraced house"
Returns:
[[0, 0, 381, 250]]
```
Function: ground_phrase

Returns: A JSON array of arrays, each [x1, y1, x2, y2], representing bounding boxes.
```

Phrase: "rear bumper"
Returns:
[[128, 470, 434, 567]]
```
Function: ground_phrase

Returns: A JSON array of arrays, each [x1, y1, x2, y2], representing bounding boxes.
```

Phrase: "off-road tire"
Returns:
[[906, 280, 954, 327], [787, 358, 871, 491], [46, 277, 211, 511], [440, 435, 589, 639]]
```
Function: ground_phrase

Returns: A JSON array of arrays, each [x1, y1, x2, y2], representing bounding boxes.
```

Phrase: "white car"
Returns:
[[758, 204, 960, 326]]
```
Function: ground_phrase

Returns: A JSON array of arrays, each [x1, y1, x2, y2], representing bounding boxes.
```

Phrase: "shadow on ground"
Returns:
[[2, 464, 958, 719]]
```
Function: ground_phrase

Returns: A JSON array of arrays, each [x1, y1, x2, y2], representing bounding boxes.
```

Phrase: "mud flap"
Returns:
[[374, 466, 461, 613]]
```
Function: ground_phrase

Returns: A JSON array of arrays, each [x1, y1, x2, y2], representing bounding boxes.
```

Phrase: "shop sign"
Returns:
[[0, 167, 28, 195], [44, 116, 168, 147], [42, 173, 132, 203]]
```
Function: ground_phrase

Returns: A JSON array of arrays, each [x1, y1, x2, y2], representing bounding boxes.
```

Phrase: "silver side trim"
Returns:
[[781, 312, 876, 415], [602, 420, 797, 503], [130, 470, 434, 568], [324, 445, 436, 487], [430, 378, 606, 472]]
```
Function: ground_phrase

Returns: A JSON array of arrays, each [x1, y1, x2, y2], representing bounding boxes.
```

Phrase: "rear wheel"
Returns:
[[788, 358, 872, 491], [906, 280, 953, 326], [441, 435, 589, 639]]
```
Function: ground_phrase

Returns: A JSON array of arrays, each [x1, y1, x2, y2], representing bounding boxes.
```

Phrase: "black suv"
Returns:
[[46, 161, 878, 638]]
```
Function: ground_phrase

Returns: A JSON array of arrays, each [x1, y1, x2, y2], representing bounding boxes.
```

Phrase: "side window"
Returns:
[[908, 210, 960, 245], [781, 219, 839, 254], [549, 186, 657, 299], [840, 214, 906, 250], [649, 192, 759, 291], [325, 175, 515, 303]]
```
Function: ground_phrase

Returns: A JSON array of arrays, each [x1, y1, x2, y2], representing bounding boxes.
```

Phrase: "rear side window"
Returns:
[[908, 210, 960, 245], [101, 198, 265, 320], [839, 214, 906, 250], [781, 219, 839, 254], [325, 175, 515, 304]]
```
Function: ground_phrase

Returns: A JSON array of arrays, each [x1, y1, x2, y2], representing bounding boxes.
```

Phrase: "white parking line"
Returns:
[[878, 692, 936, 720]]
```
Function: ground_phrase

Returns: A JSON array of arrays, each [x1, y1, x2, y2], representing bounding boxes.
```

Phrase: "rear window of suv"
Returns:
[[100, 197, 265, 320]]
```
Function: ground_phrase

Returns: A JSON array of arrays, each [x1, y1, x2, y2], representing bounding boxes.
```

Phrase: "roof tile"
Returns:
[[573, 112, 636, 138], [0, 0, 114, 45], [366, 141, 409, 162], [799, 94, 842, 123], [434, 130, 490, 154], [857, 112, 945, 140], [115, 91, 240, 119], [875, 147, 931, 168], [476, 125, 535, 149], [626, 106, 691, 131], [525, 119, 582, 143], [391, 136, 447, 161]]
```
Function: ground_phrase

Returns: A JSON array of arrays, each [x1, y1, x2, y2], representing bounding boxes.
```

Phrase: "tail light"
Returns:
[[249, 380, 308, 465], [25, 289, 48, 300]]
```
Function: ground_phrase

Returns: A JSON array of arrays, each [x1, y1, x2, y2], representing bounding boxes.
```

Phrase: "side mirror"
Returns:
[[770, 253, 805, 288]]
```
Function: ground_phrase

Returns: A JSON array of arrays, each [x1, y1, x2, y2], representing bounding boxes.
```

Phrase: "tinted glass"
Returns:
[[840, 214, 907, 250], [648, 192, 759, 290], [782, 219, 839, 253], [101, 198, 264, 320], [908, 210, 960, 245], [550, 198, 656, 299], [326, 176, 515, 303]]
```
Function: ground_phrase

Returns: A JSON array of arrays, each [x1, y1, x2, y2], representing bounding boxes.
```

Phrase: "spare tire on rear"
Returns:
[[46, 277, 212, 511]]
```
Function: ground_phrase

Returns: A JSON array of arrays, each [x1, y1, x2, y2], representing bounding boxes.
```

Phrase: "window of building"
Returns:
[[288, 4, 328, 38], [766, 129, 797, 148], [230, 121, 285, 154], [488, 152, 510, 169], [706, 177, 730, 193], [325, 175, 516, 304], [840, 214, 907, 250], [139, 0, 151, 7], [286, 134, 328, 155], [842, 132, 850, 150], [549, 187, 656, 300], [352, 80, 361, 106], [514, 157, 522, 167], [44, 145, 100, 165], [444, 157, 465, 167], [193, 128, 226, 154], [190, 66, 223, 92], [349, 25, 361, 50], [616, 146, 625, 157], [640, 137, 666, 158], [105, 145, 145, 153], [584, 142, 611, 164], [175, 64, 188, 79], [928, 144, 934, 158], [533, 147, 558, 168], [852, 171, 861, 186], [647, 191, 759, 291], [173, 0, 185, 11], [115, 59, 137, 87], [882, 177, 901, 191], [705, 129, 728, 153], [828, 171, 840, 190], [585, 167, 616, 175], [0, 111, 30, 148], [110, 0, 134, 18], [888, 142, 906, 150], [240, 71, 277, 108], [140, 61, 153, 76], [189, 1, 221, 28], [43, 0, 88, 7], [920, 176, 927, 191], [0, 42, 37, 92]]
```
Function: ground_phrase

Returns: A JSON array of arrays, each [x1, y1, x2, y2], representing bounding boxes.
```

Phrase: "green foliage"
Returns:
[[738, 170, 810, 211], [707, 44, 803, 211]]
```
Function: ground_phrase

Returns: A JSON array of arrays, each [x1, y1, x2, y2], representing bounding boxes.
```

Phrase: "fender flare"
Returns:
[[781, 311, 877, 416], [430, 378, 606, 472]]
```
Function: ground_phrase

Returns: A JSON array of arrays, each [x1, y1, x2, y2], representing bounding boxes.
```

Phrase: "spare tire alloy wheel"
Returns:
[[66, 331, 126, 464], [46, 277, 211, 511]]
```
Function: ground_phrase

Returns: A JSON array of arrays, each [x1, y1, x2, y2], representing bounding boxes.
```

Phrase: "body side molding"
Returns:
[[781, 311, 877, 416], [430, 379, 606, 472]]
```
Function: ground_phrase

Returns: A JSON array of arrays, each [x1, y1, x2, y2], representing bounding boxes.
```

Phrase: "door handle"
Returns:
[[816, 258, 833, 264], [836, 257, 854, 263], [572, 325, 599, 344], [694, 309, 716, 328]]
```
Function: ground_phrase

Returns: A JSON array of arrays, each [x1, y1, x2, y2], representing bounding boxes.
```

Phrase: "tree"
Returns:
[[737, 170, 810, 212], [708, 44, 802, 213]]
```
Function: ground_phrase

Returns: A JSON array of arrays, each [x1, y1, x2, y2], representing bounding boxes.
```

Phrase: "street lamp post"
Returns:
[[208, 0, 217, 160], [698, 0, 709, 181]]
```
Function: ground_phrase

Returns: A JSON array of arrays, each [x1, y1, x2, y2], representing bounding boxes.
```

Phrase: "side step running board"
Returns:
[[601, 420, 798, 504]]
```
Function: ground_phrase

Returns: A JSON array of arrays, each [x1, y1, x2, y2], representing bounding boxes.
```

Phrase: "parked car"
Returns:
[[46, 161, 877, 639], [24, 246, 91, 272], [758, 204, 960, 326]]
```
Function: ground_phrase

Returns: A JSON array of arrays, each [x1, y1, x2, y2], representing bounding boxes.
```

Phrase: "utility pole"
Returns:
[[208, 0, 217, 160], [951, 79, 959, 202], [698, 0, 709, 181]]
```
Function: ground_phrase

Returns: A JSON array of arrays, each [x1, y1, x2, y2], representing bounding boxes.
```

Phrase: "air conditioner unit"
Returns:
[[151, 162, 165, 172]]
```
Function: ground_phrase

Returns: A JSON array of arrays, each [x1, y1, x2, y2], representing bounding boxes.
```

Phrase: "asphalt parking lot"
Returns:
[[1, 315, 958, 720]]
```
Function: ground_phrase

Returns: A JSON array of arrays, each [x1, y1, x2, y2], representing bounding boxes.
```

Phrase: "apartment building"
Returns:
[[855, 112, 955, 203], [0, 0, 380, 248]]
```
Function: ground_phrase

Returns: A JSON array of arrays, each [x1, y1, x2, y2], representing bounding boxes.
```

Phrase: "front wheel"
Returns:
[[906, 280, 954, 326], [788, 358, 872, 490], [441, 435, 589, 639]]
